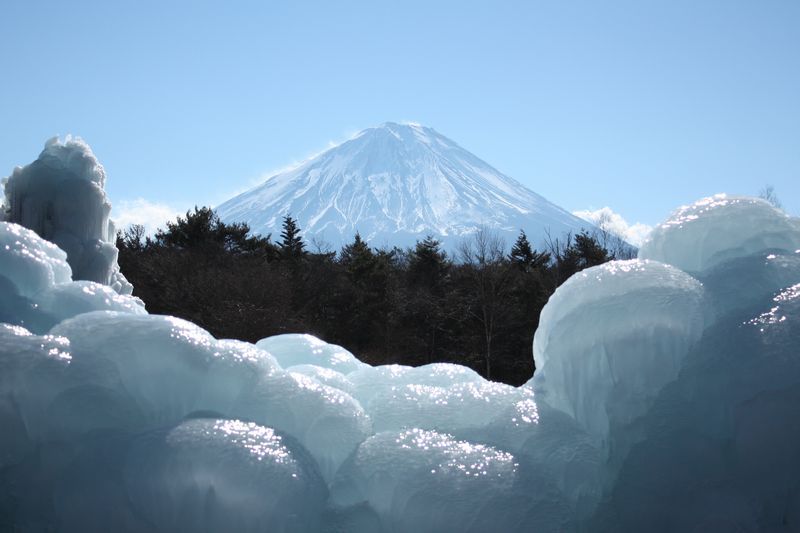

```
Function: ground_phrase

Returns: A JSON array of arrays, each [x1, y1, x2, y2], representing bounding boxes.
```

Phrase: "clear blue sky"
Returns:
[[1, 0, 798, 229]]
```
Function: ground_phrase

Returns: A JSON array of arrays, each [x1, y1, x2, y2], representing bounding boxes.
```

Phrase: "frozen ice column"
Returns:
[[532, 259, 706, 444], [1, 136, 133, 294]]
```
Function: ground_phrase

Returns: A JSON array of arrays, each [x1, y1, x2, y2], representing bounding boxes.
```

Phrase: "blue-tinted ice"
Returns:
[[2, 143, 800, 533]]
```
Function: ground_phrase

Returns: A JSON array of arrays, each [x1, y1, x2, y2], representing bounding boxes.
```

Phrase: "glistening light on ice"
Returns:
[[2, 138, 800, 531]]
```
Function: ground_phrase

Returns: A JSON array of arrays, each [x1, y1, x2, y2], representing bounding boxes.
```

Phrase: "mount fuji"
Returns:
[[216, 122, 593, 251]]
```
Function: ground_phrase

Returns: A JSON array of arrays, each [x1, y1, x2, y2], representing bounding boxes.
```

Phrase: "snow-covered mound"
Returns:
[[216, 122, 591, 249], [2, 192, 800, 532]]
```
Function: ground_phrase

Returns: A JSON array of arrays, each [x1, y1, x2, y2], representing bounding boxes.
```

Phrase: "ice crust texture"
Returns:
[[1, 189, 800, 532]]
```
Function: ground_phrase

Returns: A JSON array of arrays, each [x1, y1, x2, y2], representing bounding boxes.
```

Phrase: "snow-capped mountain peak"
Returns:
[[216, 123, 591, 249]]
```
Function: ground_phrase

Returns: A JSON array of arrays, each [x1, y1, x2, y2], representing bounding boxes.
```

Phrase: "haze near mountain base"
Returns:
[[216, 122, 592, 250]]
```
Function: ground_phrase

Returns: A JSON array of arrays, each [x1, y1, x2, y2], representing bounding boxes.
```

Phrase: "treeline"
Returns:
[[117, 208, 629, 385]]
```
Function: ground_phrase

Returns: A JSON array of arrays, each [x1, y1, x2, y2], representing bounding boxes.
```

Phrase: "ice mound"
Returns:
[[347, 362, 484, 406], [329, 429, 522, 532], [639, 194, 800, 273], [286, 364, 355, 395], [0, 323, 71, 467], [589, 282, 800, 531], [256, 333, 366, 374], [0, 222, 71, 296], [233, 370, 372, 481], [0, 221, 143, 333], [53, 419, 328, 533], [366, 380, 530, 435], [1, 137, 133, 294], [49, 312, 278, 434], [122, 419, 328, 533], [695, 249, 800, 319], [532, 259, 706, 441], [2, 188, 800, 532]]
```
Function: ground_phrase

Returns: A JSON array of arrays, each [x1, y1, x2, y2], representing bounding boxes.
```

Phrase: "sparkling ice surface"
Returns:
[[2, 192, 800, 531]]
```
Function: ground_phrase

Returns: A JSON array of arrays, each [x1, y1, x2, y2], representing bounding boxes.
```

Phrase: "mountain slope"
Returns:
[[216, 122, 592, 250]]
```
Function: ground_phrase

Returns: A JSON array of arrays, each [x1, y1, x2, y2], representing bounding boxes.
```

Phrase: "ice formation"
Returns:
[[0, 222, 144, 334], [1, 136, 134, 294], [532, 259, 706, 442], [329, 429, 524, 532], [639, 194, 800, 274], [1, 185, 800, 531]]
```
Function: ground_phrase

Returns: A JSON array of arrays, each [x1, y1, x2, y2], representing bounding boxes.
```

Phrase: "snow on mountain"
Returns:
[[216, 122, 593, 250]]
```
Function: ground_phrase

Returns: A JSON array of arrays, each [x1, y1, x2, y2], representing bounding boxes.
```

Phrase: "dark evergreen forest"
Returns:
[[117, 208, 629, 385]]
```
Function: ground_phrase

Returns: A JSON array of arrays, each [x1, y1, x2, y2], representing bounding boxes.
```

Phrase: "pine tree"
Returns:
[[338, 233, 391, 350], [340, 233, 376, 278], [509, 230, 550, 272], [553, 230, 610, 284], [404, 235, 452, 363], [509, 230, 534, 269], [573, 230, 610, 267], [408, 235, 449, 290], [279, 215, 306, 259], [155, 206, 219, 249], [153, 206, 270, 254]]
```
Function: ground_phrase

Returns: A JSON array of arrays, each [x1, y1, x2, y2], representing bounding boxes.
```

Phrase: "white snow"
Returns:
[[216, 122, 593, 249], [2, 139, 800, 531]]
